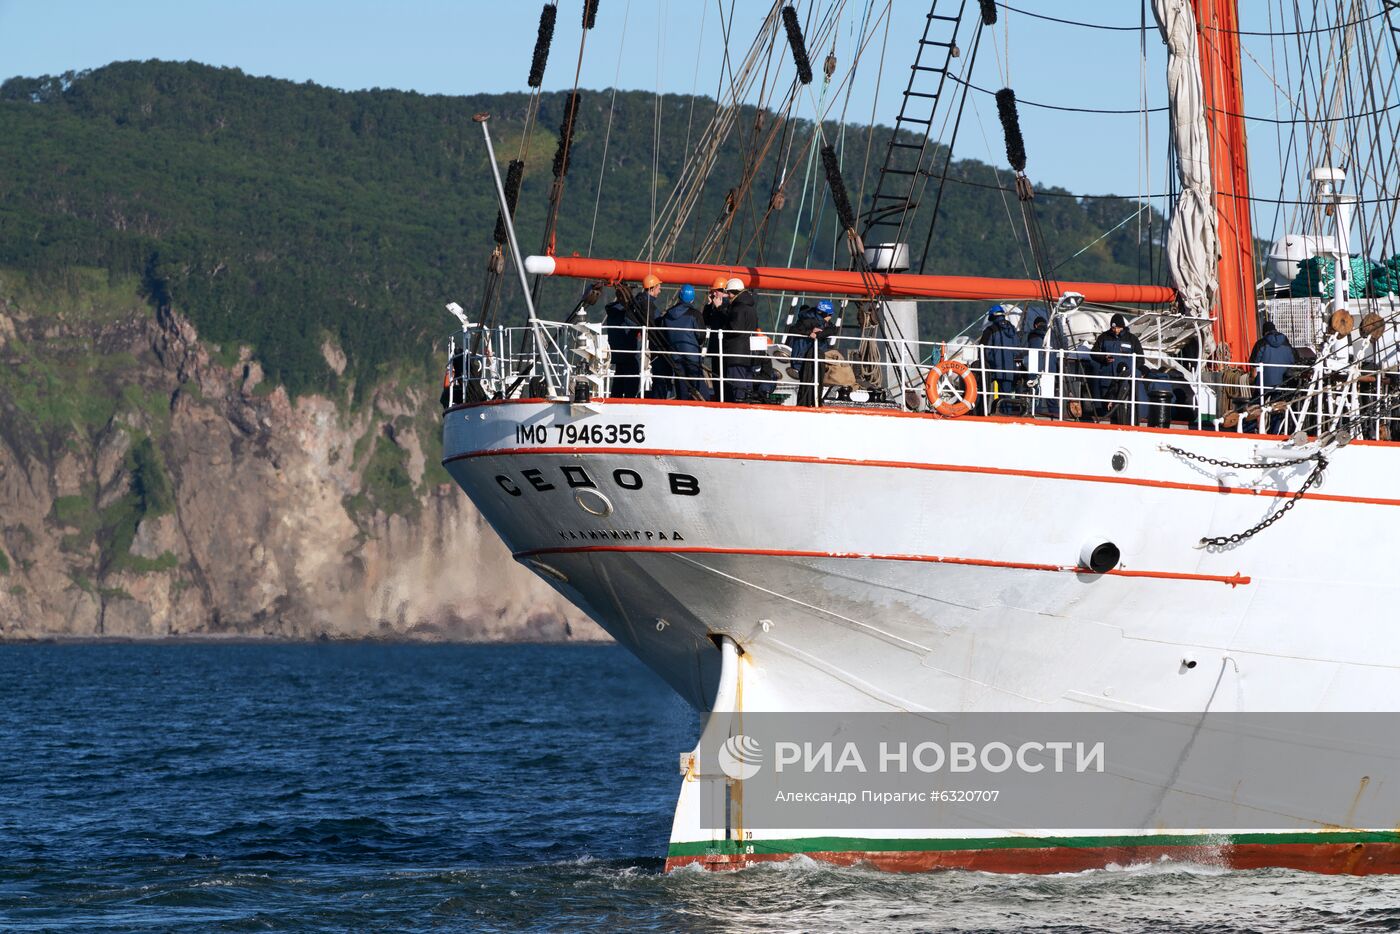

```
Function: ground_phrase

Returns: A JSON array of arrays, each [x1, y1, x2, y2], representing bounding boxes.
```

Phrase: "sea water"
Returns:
[[1, 643, 1397, 932]]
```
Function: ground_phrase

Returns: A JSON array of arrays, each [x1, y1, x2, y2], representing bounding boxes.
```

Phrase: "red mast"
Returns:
[[1192, 0, 1258, 357]]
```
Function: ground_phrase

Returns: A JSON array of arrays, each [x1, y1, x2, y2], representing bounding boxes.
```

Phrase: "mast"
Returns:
[[1192, 0, 1257, 356]]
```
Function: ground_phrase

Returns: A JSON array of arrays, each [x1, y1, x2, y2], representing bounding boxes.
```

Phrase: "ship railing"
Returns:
[[442, 320, 580, 403], [442, 322, 1400, 441]]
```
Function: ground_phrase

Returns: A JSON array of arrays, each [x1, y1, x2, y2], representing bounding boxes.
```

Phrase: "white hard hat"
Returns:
[[724, 277, 745, 291]]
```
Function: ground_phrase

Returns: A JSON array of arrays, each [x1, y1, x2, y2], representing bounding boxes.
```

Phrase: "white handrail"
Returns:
[[442, 320, 1398, 441]]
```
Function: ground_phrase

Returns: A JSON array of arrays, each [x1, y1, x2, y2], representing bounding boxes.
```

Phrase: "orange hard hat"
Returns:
[[642, 273, 662, 289], [711, 276, 728, 290]]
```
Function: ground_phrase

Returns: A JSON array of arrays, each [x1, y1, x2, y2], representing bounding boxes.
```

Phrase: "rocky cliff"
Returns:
[[0, 274, 603, 641]]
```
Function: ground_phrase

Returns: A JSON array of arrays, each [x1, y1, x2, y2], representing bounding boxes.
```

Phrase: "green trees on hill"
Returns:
[[0, 61, 1162, 397]]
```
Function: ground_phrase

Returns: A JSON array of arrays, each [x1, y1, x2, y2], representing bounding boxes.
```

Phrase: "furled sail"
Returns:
[[1153, 0, 1219, 325]]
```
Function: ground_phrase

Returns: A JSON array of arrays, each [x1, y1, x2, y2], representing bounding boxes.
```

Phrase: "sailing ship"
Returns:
[[442, 1, 1400, 873]]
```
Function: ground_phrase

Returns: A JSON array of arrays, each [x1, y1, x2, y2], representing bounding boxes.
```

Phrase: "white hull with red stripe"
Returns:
[[442, 397, 1400, 868], [445, 397, 1399, 712]]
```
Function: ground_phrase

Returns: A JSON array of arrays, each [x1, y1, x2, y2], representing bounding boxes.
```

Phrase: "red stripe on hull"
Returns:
[[666, 841, 1400, 875], [516, 544, 1251, 587]]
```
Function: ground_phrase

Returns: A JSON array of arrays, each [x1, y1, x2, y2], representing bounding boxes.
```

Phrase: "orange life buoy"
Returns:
[[924, 360, 978, 417]]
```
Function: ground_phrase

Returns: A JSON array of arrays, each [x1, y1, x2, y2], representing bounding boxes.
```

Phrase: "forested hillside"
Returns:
[[0, 60, 1167, 639], [0, 60, 1162, 398]]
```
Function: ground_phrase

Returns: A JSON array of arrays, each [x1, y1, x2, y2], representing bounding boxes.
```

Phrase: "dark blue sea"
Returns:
[[3, 643, 1399, 932]]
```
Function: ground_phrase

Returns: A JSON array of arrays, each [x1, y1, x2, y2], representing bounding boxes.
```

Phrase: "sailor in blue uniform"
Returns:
[[653, 284, 710, 401], [978, 305, 1026, 415], [787, 300, 833, 371], [1248, 318, 1297, 432], [1090, 313, 1144, 423], [1247, 319, 1297, 401]]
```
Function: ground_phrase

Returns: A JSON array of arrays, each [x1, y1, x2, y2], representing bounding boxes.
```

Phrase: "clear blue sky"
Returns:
[[0, 1, 1303, 208]]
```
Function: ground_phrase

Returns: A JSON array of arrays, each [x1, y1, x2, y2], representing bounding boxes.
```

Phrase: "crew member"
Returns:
[[786, 300, 833, 377], [978, 305, 1025, 415], [635, 273, 663, 317], [718, 277, 759, 402], [1024, 308, 1057, 418], [603, 289, 641, 398], [631, 273, 663, 396], [703, 275, 729, 380], [654, 284, 709, 401], [440, 345, 465, 409], [1247, 319, 1297, 400], [1090, 313, 1144, 423], [789, 300, 836, 406]]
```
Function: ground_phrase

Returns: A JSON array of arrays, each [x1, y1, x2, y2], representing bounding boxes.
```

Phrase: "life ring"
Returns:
[[924, 360, 978, 417]]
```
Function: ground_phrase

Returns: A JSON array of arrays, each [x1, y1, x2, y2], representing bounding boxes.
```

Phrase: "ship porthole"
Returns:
[[1111, 450, 1128, 472], [575, 487, 614, 517]]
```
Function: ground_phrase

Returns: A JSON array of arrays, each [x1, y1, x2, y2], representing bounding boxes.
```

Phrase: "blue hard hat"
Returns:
[[679, 284, 695, 303], [988, 304, 1006, 318], [817, 299, 834, 315]]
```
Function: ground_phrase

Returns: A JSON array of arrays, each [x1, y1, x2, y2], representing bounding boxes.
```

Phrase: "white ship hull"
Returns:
[[444, 398, 1400, 873]]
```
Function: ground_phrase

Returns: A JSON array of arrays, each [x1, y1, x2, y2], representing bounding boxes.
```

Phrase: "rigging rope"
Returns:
[[646, 1, 786, 262], [967, 91, 1032, 278], [649, 0, 665, 266], [860, 0, 973, 250], [587, 0, 632, 256], [478, 2, 557, 341], [680, 1, 709, 176], [1053, 205, 1149, 271], [996, 0, 1387, 36], [710, 0, 885, 272], [676, 0, 855, 265], [528, 0, 597, 306], [948, 72, 1400, 122], [853, 0, 892, 233], [948, 74, 1165, 113], [918, 12, 986, 274], [933, 172, 1400, 206], [796, 0, 887, 271]]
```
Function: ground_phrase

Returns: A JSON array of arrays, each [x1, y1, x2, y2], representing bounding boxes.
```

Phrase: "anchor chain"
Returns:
[[1161, 445, 1319, 473], [1162, 445, 1328, 547]]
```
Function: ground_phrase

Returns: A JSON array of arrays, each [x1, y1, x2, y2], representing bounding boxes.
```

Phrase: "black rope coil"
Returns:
[[493, 159, 525, 245], [995, 87, 1027, 172], [551, 92, 579, 178], [979, 0, 997, 25], [528, 4, 556, 89], [820, 143, 856, 232], [781, 6, 813, 86], [582, 0, 599, 30]]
